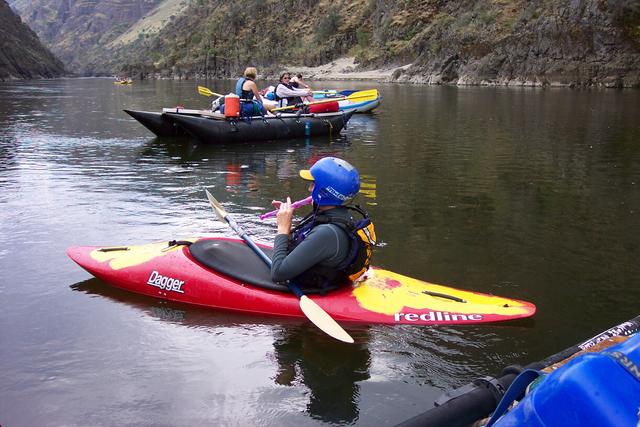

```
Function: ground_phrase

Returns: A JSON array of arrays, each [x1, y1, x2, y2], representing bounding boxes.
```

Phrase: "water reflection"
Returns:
[[272, 327, 371, 425], [70, 277, 306, 330], [344, 115, 380, 146], [0, 134, 18, 172], [135, 137, 378, 206], [72, 278, 372, 424], [136, 136, 352, 164]]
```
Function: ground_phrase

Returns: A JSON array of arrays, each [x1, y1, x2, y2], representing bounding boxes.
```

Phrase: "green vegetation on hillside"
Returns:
[[9, 0, 640, 86]]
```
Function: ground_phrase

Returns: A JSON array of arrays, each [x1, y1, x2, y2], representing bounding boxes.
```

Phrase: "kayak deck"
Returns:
[[67, 237, 536, 325]]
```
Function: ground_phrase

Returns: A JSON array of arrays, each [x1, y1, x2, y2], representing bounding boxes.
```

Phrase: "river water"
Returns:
[[0, 78, 638, 426]]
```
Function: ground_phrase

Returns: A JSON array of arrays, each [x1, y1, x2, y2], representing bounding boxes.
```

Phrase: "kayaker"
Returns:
[[273, 72, 313, 108], [271, 157, 376, 290], [235, 67, 270, 116]]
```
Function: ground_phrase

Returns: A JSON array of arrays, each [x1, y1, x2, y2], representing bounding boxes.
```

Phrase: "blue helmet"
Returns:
[[299, 157, 360, 206]]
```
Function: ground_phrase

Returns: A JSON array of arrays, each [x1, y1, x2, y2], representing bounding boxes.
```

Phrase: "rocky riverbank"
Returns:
[[390, 1, 640, 88]]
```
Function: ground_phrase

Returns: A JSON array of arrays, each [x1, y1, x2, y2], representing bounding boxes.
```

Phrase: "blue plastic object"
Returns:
[[494, 333, 640, 426]]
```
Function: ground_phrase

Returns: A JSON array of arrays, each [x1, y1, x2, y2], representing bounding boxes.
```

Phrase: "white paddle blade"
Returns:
[[299, 296, 354, 343], [205, 190, 227, 222]]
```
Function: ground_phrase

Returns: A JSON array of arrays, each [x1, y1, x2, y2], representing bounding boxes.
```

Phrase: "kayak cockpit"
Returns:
[[188, 239, 335, 294]]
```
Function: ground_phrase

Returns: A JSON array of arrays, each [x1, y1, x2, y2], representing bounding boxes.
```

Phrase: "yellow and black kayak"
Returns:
[[67, 237, 536, 325]]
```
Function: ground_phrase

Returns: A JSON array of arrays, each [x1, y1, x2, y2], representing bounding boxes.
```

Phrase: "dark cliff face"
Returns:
[[9, 0, 163, 76], [0, 0, 65, 79]]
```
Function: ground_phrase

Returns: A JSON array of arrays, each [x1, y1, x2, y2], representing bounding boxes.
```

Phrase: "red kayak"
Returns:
[[67, 237, 536, 325]]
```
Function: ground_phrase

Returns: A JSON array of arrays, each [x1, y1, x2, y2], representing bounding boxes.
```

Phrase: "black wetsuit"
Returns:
[[271, 207, 353, 284]]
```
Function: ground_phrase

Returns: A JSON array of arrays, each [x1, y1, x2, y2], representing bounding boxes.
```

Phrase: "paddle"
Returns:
[[273, 89, 379, 112], [313, 90, 358, 96], [204, 190, 354, 343], [197, 85, 224, 98]]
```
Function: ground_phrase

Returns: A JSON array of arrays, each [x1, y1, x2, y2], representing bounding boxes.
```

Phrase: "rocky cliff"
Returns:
[[8, 0, 182, 76], [9, 0, 640, 87], [0, 0, 65, 79], [384, 0, 640, 88]]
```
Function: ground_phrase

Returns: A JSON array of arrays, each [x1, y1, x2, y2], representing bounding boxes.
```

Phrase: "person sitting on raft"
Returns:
[[271, 157, 376, 291], [290, 73, 314, 103], [291, 73, 309, 89], [235, 67, 271, 116], [273, 72, 313, 109]]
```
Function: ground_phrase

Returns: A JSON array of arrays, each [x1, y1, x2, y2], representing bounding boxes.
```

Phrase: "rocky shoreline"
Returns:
[[149, 56, 637, 89], [285, 57, 639, 88]]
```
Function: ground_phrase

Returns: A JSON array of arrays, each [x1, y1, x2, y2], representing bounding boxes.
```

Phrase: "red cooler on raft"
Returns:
[[224, 93, 240, 117]]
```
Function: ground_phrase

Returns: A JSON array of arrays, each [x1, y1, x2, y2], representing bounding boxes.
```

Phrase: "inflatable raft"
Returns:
[[67, 237, 536, 325], [124, 109, 353, 142], [396, 314, 640, 427], [489, 332, 640, 426]]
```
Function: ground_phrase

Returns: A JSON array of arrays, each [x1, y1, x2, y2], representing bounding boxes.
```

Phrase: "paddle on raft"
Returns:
[[312, 90, 358, 96], [197, 85, 224, 97], [259, 196, 312, 220], [272, 89, 379, 112], [205, 190, 354, 344]]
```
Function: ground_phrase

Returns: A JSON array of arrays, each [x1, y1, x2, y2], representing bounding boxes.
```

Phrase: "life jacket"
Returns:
[[273, 83, 302, 108], [289, 205, 376, 289], [235, 77, 254, 101], [232, 77, 267, 118]]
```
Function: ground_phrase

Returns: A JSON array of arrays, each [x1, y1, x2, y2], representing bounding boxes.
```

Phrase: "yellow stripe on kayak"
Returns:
[[90, 240, 195, 270], [353, 269, 532, 316]]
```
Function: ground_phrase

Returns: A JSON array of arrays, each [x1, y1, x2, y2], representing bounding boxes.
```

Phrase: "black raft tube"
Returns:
[[395, 314, 640, 427]]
